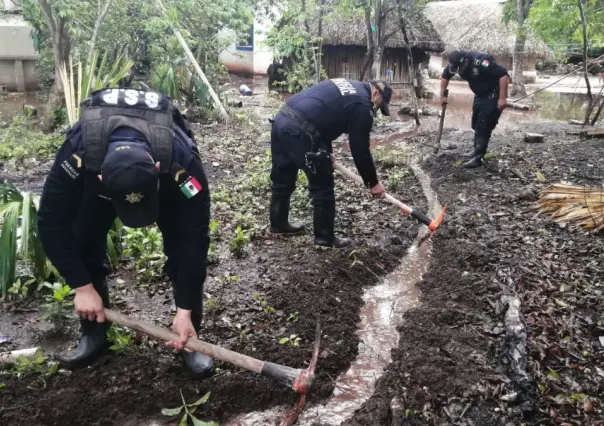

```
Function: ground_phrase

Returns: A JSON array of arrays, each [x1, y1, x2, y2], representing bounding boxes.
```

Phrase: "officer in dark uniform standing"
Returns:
[[37, 88, 213, 377], [269, 78, 389, 248], [440, 50, 510, 168]]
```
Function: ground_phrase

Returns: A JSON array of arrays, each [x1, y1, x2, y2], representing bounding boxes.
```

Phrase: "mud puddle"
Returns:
[[225, 146, 443, 426]]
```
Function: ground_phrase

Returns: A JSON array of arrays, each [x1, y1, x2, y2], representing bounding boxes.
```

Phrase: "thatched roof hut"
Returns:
[[423, 0, 551, 58], [317, 12, 445, 53]]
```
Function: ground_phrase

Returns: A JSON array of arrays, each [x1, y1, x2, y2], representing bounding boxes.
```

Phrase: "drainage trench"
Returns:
[[227, 143, 443, 426]]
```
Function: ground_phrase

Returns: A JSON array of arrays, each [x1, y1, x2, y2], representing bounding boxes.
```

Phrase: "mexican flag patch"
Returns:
[[480, 60, 490, 67], [180, 177, 202, 198]]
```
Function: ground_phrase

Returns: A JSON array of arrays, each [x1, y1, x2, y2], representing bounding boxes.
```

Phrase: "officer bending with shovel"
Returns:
[[37, 88, 213, 377], [440, 50, 509, 168], [269, 78, 390, 248]]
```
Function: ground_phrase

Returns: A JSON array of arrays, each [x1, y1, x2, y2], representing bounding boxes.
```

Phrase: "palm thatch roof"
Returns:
[[424, 0, 551, 58], [311, 10, 445, 53]]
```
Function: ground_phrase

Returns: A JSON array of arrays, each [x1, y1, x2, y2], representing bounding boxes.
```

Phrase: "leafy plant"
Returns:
[[60, 51, 134, 125], [229, 226, 250, 257], [106, 218, 125, 271], [387, 169, 409, 191], [9, 349, 59, 389], [7, 277, 39, 301], [122, 226, 166, 282], [161, 390, 218, 426], [0, 182, 51, 298], [40, 282, 75, 328], [278, 334, 302, 347], [107, 325, 135, 354], [0, 115, 63, 161], [209, 219, 221, 239], [286, 312, 299, 323], [252, 293, 276, 315]]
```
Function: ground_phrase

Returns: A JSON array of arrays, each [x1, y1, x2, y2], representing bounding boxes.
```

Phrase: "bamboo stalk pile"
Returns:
[[529, 183, 604, 233]]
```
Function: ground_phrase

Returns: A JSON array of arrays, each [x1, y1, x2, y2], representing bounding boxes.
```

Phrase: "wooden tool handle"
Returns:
[[105, 308, 265, 373], [332, 161, 413, 214]]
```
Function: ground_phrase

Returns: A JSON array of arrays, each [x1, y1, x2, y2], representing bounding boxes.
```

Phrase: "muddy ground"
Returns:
[[345, 120, 604, 425], [2, 80, 604, 426], [0, 89, 425, 425]]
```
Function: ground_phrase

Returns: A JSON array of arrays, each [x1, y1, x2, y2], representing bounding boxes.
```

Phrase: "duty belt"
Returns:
[[277, 104, 328, 174], [278, 104, 322, 140]]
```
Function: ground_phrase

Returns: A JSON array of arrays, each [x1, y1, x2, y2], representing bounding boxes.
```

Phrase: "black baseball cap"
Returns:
[[101, 143, 160, 228], [369, 80, 393, 116], [447, 50, 469, 73]]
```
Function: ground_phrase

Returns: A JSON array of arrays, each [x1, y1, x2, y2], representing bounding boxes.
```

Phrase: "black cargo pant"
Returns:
[[73, 157, 210, 331], [471, 92, 502, 139], [270, 113, 334, 208]]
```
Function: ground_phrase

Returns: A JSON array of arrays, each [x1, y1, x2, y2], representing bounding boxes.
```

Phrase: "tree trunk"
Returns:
[[511, 35, 527, 96], [371, 44, 384, 80], [315, 0, 326, 84], [87, 0, 114, 67], [511, 0, 528, 96], [360, 4, 374, 81], [577, 0, 593, 124]]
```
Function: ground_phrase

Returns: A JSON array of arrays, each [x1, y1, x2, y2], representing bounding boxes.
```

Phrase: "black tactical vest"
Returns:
[[79, 88, 174, 173]]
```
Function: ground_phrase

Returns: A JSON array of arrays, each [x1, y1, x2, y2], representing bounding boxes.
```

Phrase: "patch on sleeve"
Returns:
[[60, 153, 82, 179], [480, 60, 490, 68]]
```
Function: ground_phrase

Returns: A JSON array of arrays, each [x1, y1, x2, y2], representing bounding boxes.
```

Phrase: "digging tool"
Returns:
[[433, 88, 448, 154], [332, 161, 446, 233], [104, 309, 320, 426]]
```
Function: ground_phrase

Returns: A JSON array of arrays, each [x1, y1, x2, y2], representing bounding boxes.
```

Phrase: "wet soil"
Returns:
[[344, 120, 604, 425], [0, 93, 426, 425]]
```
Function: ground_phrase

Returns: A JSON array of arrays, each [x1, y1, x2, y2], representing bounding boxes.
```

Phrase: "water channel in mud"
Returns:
[[226, 141, 443, 426]]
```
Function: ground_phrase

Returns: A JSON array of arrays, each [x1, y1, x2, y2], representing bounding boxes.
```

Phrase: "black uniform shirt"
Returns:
[[37, 124, 210, 311], [286, 79, 379, 188], [442, 52, 509, 96]]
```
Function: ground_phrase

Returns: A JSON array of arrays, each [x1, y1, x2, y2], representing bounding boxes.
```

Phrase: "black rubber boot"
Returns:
[[182, 311, 214, 378], [313, 204, 352, 248], [55, 279, 110, 368], [462, 136, 489, 169], [270, 195, 305, 234], [462, 136, 479, 158]]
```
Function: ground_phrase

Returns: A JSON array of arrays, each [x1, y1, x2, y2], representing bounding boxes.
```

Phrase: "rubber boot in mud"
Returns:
[[55, 280, 110, 368], [313, 204, 352, 248], [462, 135, 479, 158], [182, 312, 214, 378], [462, 136, 489, 169], [269, 195, 305, 234]]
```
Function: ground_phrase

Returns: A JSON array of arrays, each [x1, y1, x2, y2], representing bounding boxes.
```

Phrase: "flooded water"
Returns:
[[225, 144, 443, 426], [419, 88, 595, 131], [0, 92, 43, 121]]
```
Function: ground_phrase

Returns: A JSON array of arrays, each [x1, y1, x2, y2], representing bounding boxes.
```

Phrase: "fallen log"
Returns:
[[0, 347, 40, 365], [506, 100, 530, 111], [580, 129, 604, 139], [524, 133, 544, 143]]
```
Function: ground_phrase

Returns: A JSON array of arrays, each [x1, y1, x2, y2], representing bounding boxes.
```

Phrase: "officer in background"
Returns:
[[37, 88, 213, 377], [269, 78, 388, 248], [440, 50, 509, 168]]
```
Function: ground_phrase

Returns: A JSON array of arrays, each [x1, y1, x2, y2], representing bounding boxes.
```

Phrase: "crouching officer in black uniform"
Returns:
[[269, 78, 388, 248], [37, 88, 213, 377], [440, 50, 510, 168]]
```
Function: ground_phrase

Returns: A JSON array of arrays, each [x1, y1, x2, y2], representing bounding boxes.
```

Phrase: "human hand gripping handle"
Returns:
[[74, 284, 106, 322], [168, 308, 196, 351], [370, 182, 385, 198]]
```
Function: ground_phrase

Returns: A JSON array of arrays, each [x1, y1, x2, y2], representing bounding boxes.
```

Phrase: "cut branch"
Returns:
[[156, 0, 228, 120]]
